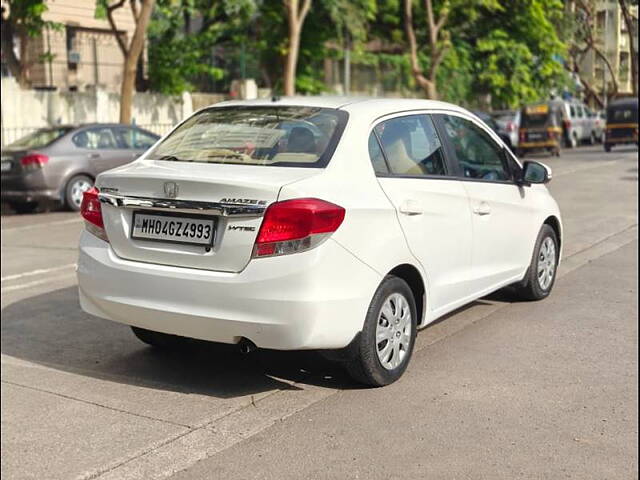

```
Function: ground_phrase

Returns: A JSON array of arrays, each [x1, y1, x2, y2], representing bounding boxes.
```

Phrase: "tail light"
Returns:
[[506, 122, 515, 132], [253, 198, 345, 258], [80, 187, 109, 242], [20, 154, 49, 171], [563, 119, 571, 130], [519, 130, 525, 143]]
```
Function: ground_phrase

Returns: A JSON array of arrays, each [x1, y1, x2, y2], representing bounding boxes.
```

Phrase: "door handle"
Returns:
[[399, 200, 423, 216], [88, 153, 101, 159], [472, 202, 491, 216]]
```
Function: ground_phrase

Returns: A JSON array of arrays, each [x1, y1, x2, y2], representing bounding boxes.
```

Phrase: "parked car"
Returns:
[[77, 97, 562, 387], [557, 99, 596, 147], [1, 124, 160, 213], [588, 108, 606, 143], [493, 110, 521, 150], [604, 97, 639, 152]]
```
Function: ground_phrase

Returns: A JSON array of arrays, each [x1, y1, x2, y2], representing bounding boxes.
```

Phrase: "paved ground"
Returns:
[[1, 145, 638, 480]]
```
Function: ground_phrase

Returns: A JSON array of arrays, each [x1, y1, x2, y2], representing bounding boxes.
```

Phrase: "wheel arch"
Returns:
[[543, 215, 562, 253], [387, 263, 427, 327]]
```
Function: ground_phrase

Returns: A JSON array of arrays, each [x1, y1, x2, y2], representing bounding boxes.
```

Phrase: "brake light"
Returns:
[[253, 198, 345, 258], [563, 119, 571, 130], [20, 154, 49, 170], [506, 122, 514, 132], [519, 130, 525, 142], [80, 187, 108, 242]]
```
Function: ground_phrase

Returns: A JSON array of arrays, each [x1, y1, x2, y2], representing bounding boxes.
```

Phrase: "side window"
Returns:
[[114, 127, 158, 149], [440, 115, 510, 182], [72, 127, 117, 149], [368, 132, 388, 174], [577, 106, 584, 118], [570, 105, 576, 118], [373, 115, 446, 177]]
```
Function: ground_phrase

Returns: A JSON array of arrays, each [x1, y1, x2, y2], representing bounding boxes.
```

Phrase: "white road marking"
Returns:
[[1, 263, 76, 282], [1, 217, 81, 232], [0, 273, 76, 292]]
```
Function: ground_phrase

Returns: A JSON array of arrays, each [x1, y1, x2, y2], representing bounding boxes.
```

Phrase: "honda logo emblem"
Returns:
[[163, 181, 179, 198]]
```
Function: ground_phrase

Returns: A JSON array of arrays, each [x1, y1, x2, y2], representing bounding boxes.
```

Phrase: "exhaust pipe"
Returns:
[[238, 338, 257, 354]]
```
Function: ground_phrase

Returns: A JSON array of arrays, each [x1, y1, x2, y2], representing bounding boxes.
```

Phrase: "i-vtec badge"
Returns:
[[228, 225, 256, 232], [221, 198, 267, 206]]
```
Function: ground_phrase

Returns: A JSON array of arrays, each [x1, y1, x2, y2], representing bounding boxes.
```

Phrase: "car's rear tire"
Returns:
[[64, 174, 93, 211], [604, 143, 612, 152], [131, 326, 184, 349], [513, 225, 559, 301], [345, 276, 417, 387], [8, 201, 39, 214]]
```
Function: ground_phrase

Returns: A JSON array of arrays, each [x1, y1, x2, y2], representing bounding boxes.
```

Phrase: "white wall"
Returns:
[[0, 78, 195, 145]]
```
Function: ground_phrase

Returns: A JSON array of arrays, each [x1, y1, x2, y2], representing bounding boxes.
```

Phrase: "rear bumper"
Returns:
[[77, 231, 382, 350], [1, 173, 61, 202]]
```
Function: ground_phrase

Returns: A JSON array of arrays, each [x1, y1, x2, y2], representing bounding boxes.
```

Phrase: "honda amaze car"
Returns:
[[1, 124, 159, 213], [77, 98, 562, 387]]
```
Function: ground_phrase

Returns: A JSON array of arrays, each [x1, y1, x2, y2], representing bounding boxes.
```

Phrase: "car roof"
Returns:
[[210, 96, 470, 120]]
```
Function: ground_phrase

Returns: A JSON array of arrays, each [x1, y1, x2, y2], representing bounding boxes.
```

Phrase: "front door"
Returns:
[[436, 113, 536, 295], [371, 114, 474, 312]]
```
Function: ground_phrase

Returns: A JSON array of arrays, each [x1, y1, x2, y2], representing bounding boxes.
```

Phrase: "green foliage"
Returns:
[[147, 0, 257, 94], [4, 0, 60, 36]]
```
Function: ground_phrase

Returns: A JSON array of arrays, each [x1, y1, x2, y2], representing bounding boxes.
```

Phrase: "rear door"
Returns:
[[436, 113, 537, 295], [114, 127, 159, 161], [372, 113, 474, 311], [72, 127, 125, 173]]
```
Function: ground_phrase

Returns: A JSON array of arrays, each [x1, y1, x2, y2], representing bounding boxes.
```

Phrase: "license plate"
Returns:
[[1, 161, 11, 172], [131, 212, 215, 246], [528, 133, 543, 140]]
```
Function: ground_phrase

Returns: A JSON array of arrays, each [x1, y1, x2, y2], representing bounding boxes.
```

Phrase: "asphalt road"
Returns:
[[1, 145, 638, 480]]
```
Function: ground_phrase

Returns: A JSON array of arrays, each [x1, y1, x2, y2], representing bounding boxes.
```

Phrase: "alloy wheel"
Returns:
[[376, 293, 412, 370], [537, 236, 557, 290]]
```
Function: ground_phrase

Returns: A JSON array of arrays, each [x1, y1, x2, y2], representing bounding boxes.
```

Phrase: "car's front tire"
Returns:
[[514, 224, 559, 301], [345, 276, 417, 387]]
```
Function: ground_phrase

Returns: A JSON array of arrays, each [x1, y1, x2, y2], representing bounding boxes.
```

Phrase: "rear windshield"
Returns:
[[8, 127, 72, 149], [607, 106, 638, 123], [146, 106, 348, 168]]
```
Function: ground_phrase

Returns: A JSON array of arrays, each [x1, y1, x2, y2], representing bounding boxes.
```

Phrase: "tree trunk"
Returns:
[[118, 0, 155, 124], [618, 0, 638, 95], [283, 0, 311, 96], [0, 17, 30, 88], [284, 23, 299, 96]]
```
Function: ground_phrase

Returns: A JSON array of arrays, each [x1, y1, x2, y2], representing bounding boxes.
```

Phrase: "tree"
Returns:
[[148, 0, 257, 95], [403, 0, 450, 99], [97, 0, 156, 123], [565, 0, 620, 107], [0, 0, 58, 88], [462, 0, 568, 109], [283, 0, 312, 95], [618, 0, 638, 95]]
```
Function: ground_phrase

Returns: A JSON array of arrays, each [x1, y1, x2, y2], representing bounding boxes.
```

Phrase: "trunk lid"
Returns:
[[97, 159, 321, 272]]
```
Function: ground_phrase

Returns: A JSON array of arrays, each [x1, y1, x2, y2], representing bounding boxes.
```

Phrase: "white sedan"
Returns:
[[77, 97, 562, 386]]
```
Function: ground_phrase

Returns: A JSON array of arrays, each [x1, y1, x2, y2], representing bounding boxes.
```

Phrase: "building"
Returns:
[[1, 0, 142, 92], [578, 0, 638, 102]]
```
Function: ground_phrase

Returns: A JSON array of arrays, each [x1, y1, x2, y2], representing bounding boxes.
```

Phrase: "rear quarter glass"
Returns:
[[146, 106, 348, 168]]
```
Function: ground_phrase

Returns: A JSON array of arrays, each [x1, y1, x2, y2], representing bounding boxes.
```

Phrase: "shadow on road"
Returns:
[[1, 286, 360, 398], [1, 285, 515, 397]]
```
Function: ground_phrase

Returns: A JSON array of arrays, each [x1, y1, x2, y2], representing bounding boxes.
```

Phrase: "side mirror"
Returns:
[[520, 161, 552, 185]]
